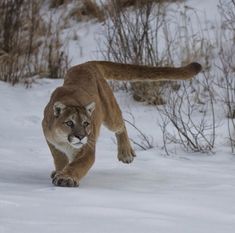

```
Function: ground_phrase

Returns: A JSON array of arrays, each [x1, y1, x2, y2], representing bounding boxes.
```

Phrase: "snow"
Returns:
[[1, 0, 235, 232], [1, 79, 235, 233], [64, 22, 103, 66]]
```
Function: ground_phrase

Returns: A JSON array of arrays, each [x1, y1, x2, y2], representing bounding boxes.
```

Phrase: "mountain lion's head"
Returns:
[[51, 101, 95, 149]]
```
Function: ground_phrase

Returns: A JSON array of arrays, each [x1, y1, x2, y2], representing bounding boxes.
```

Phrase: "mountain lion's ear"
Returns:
[[53, 101, 66, 117], [85, 102, 95, 116]]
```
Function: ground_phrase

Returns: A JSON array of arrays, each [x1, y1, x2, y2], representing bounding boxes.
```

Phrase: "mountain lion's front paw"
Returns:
[[52, 172, 79, 187], [118, 147, 136, 164]]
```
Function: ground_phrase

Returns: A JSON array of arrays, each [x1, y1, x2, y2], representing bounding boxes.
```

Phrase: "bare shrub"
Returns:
[[157, 70, 216, 154], [157, 23, 216, 154], [216, 0, 235, 152], [0, 0, 69, 85], [0, 0, 40, 84]]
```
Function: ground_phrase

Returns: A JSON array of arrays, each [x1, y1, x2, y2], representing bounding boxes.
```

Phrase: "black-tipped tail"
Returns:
[[188, 62, 202, 75]]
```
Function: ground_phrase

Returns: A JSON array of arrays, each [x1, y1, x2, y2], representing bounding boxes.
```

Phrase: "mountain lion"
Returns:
[[42, 61, 202, 187]]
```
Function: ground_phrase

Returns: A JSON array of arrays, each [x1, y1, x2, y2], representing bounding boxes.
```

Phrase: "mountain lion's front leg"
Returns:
[[52, 146, 95, 187], [47, 141, 69, 179], [116, 126, 136, 164]]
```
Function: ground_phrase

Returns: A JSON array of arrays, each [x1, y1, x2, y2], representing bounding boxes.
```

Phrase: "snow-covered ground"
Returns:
[[1, 0, 235, 232], [1, 79, 235, 233]]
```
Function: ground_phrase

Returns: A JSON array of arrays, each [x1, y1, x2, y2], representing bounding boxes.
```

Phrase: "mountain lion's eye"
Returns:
[[83, 121, 89, 127], [65, 121, 74, 128]]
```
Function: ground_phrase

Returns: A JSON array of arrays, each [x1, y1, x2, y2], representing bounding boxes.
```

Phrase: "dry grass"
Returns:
[[69, 0, 105, 22], [0, 0, 69, 85], [82, 0, 105, 21]]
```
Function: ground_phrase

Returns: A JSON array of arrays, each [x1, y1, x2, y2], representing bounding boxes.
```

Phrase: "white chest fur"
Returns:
[[54, 142, 78, 162], [46, 136, 79, 163], [45, 127, 84, 162]]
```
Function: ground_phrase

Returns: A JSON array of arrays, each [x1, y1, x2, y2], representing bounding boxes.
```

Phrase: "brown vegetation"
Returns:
[[0, 0, 69, 85]]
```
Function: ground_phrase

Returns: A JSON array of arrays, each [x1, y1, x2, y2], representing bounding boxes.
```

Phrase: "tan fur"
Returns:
[[42, 61, 202, 187]]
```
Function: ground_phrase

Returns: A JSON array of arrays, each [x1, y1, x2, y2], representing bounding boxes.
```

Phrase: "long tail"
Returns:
[[93, 61, 202, 81]]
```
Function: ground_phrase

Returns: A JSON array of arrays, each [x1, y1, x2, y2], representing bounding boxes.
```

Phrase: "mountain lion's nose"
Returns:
[[76, 135, 84, 141]]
